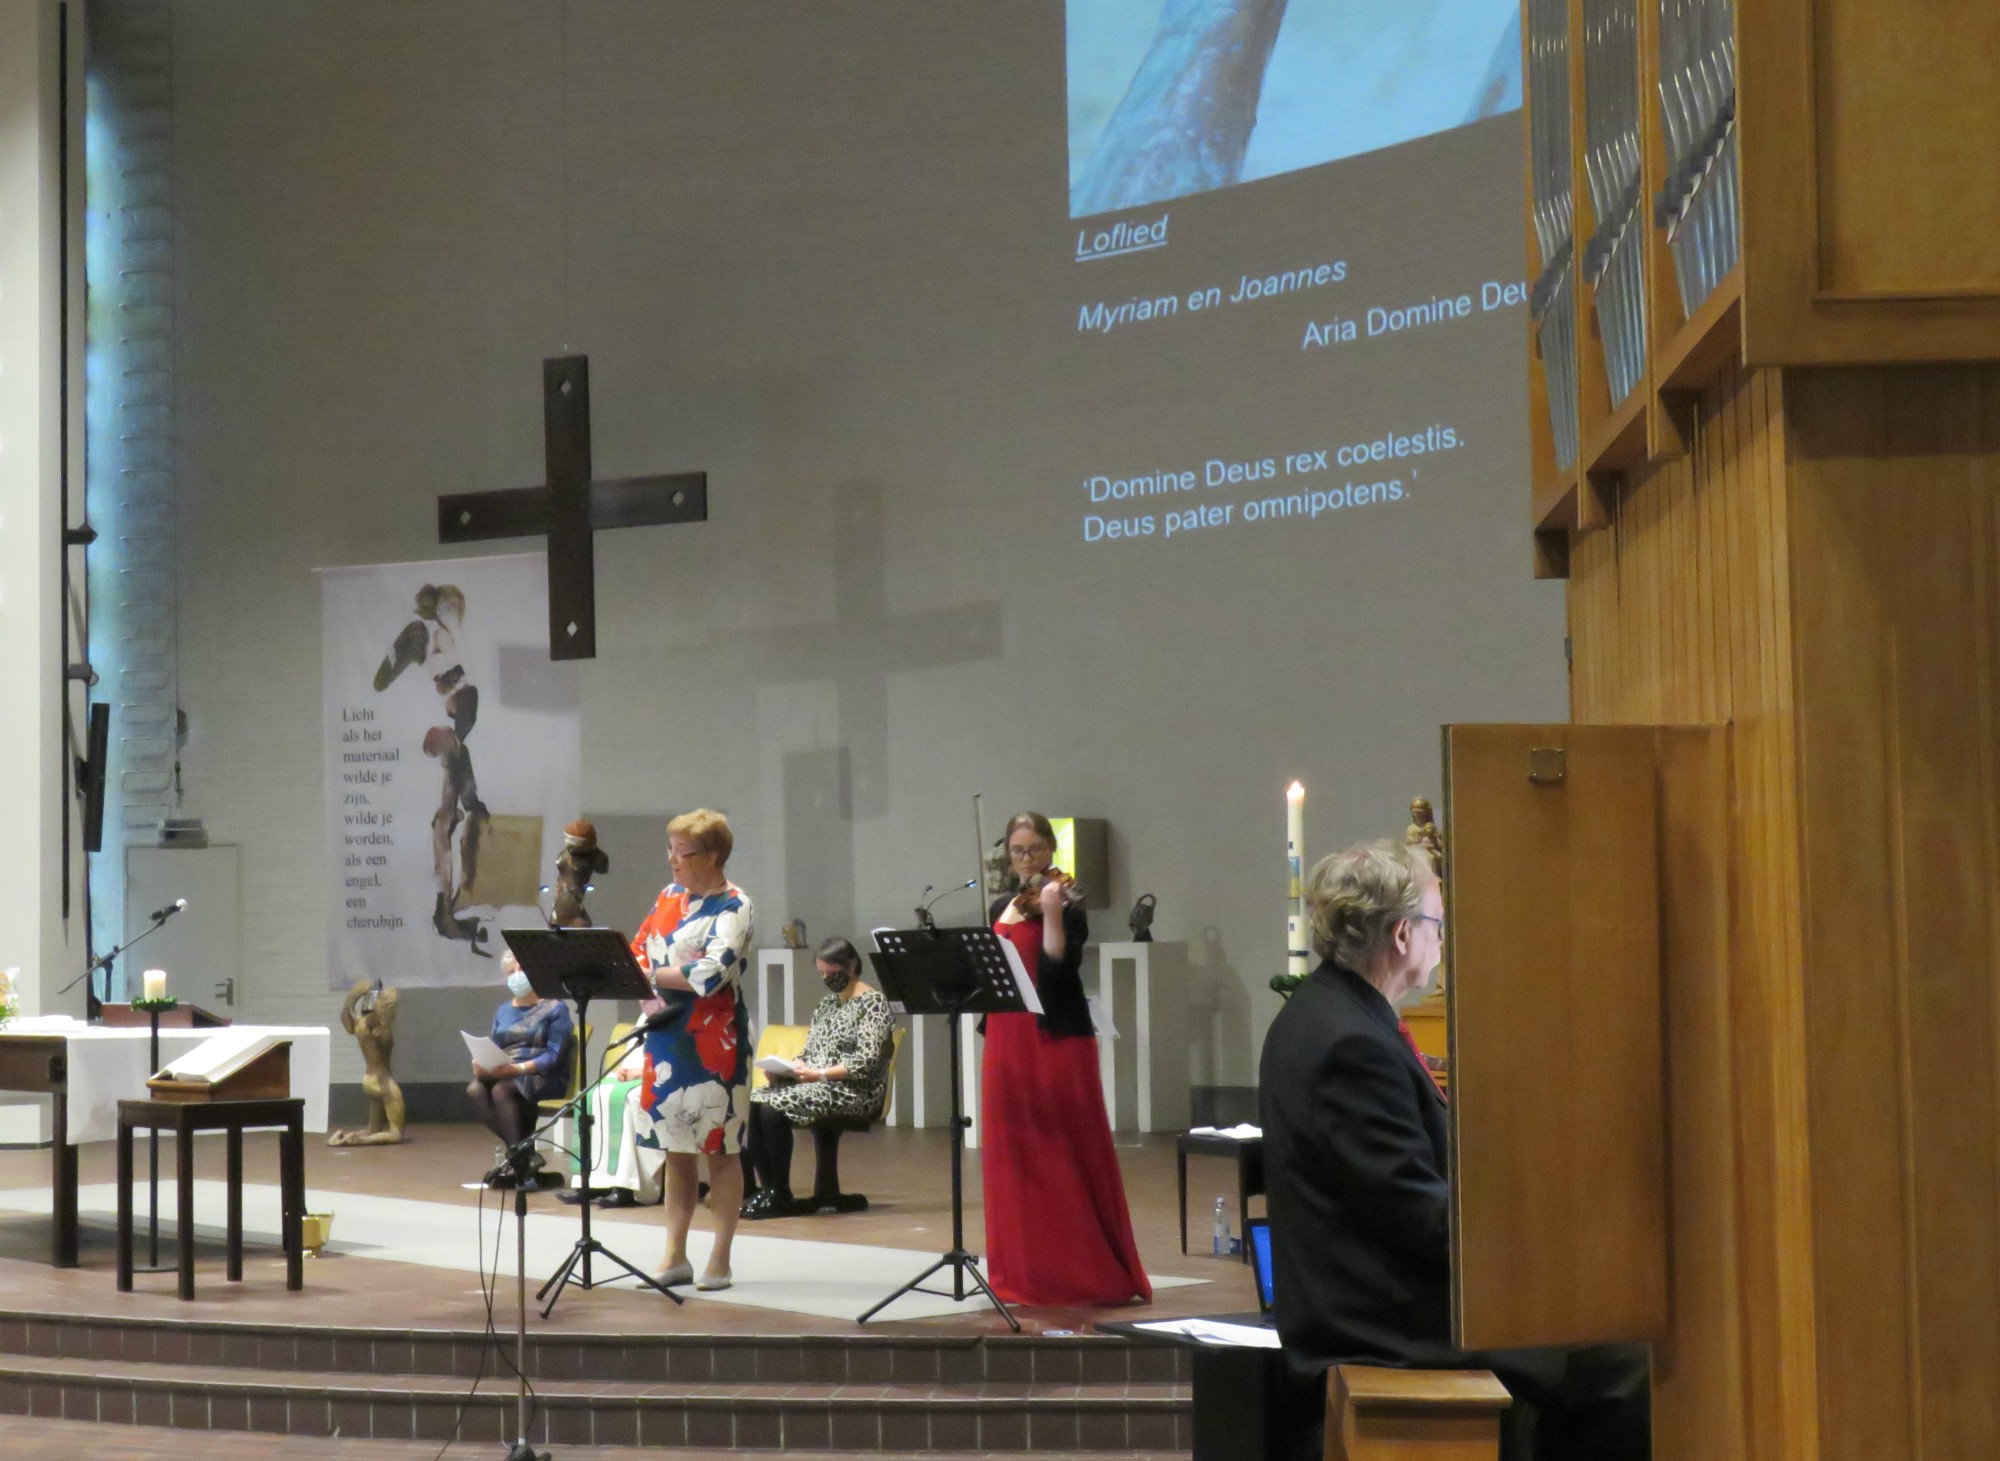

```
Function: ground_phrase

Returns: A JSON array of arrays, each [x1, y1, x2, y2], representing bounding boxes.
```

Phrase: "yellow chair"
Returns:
[[600, 1021, 639, 1076], [747, 1023, 904, 1215], [751, 1023, 810, 1089], [533, 1020, 591, 1179]]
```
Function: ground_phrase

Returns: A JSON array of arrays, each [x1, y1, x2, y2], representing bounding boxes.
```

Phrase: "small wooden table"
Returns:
[[115, 1096, 305, 1300], [0, 1036, 77, 1266], [1176, 1131, 1264, 1260]]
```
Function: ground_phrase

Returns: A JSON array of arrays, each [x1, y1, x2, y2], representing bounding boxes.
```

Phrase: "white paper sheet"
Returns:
[[996, 937, 1045, 1015], [754, 1054, 797, 1077], [461, 1030, 509, 1068], [1131, 1317, 1283, 1349]]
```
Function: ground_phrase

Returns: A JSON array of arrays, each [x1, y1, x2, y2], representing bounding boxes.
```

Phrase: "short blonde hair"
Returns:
[[1305, 839, 1437, 969], [667, 808, 733, 866]]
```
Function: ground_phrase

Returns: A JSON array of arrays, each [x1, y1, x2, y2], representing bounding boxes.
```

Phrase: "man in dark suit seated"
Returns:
[[1259, 839, 1648, 1461]]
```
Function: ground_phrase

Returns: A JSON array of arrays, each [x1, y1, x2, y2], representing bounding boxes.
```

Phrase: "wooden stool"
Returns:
[[1326, 1365, 1511, 1461], [116, 1096, 305, 1300]]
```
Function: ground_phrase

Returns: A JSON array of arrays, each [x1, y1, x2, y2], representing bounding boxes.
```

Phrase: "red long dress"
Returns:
[[981, 914, 1152, 1307]]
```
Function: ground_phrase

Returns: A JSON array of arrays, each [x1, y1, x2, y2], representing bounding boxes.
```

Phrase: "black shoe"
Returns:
[[481, 1166, 516, 1189], [740, 1189, 796, 1220], [596, 1190, 637, 1209], [555, 1189, 589, 1205]]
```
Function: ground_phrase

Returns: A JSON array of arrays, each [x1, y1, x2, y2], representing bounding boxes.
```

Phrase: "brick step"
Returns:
[[0, 1309, 1187, 1387], [7, 1413, 1190, 1461], [0, 1352, 1193, 1452]]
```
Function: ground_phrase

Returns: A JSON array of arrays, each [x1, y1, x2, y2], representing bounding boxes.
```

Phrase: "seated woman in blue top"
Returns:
[[465, 950, 575, 1178]]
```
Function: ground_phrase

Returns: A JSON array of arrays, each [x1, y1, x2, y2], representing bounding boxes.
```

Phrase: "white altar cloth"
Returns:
[[0, 1019, 330, 1143]]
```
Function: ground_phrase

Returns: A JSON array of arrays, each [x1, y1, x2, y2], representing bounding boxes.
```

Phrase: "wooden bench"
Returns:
[[1326, 1365, 1511, 1461]]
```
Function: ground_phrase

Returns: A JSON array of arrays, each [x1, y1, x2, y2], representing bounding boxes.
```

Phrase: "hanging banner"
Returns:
[[319, 553, 579, 989]]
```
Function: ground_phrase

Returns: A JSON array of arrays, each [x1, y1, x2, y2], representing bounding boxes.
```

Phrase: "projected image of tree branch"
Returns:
[[1066, 0, 1522, 218]]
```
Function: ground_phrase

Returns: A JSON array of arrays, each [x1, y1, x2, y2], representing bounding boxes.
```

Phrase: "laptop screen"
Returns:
[[1247, 1218, 1275, 1313]]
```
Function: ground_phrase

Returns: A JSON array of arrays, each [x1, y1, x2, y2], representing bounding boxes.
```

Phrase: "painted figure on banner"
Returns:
[[372, 583, 493, 953]]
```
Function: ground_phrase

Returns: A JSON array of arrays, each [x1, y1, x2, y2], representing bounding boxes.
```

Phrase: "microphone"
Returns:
[[916, 878, 979, 931], [149, 898, 188, 922]]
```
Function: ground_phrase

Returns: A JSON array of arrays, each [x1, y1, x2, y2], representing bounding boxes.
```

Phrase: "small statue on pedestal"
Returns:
[[552, 819, 609, 928], [780, 917, 808, 950], [1127, 893, 1157, 942], [327, 979, 406, 1146], [1405, 797, 1444, 877]]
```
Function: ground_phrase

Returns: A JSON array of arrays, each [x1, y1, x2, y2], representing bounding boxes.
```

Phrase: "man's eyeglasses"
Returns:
[[1408, 913, 1445, 934]]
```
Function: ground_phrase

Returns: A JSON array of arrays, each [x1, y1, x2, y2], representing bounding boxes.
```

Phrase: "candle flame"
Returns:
[[1286, 780, 1305, 801]]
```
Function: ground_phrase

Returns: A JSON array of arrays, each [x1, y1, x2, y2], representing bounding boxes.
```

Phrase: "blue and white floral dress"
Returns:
[[628, 882, 754, 1155]]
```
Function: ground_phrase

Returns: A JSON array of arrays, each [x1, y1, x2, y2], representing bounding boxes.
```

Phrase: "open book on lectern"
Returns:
[[155, 1030, 287, 1085]]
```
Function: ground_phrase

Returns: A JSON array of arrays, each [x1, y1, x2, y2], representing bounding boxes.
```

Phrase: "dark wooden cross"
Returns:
[[437, 355, 708, 660]]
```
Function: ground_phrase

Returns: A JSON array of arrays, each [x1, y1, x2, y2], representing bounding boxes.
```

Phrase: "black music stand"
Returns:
[[856, 925, 1039, 1329], [500, 926, 682, 1314]]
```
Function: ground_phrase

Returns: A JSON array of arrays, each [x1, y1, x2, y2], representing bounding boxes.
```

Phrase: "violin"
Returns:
[[1010, 865, 1086, 917]]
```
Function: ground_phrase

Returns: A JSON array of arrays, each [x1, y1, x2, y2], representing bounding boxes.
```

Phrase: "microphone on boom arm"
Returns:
[[149, 898, 188, 923], [915, 878, 979, 932]]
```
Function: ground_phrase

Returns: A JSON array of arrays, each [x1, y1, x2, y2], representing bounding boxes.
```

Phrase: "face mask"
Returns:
[[821, 966, 853, 994], [506, 971, 533, 1000]]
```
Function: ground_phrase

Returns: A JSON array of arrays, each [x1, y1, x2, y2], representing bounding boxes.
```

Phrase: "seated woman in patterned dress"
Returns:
[[628, 809, 754, 1292], [739, 936, 897, 1217]]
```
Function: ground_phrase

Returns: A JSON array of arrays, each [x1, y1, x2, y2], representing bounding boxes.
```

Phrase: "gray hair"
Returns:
[[1305, 839, 1438, 969]]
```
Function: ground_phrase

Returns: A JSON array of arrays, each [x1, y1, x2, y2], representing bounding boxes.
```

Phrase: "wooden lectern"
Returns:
[[146, 1041, 292, 1103], [100, 1003, 231, 1030]]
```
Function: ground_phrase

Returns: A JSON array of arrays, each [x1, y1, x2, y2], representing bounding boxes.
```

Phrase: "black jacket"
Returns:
[[1258, 961, 1451, 1370], [988, 896, 1094, 1039]]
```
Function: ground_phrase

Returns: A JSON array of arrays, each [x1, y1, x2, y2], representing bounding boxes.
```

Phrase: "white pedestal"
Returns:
[[877, 1008, 964, 1133], [750, 948, 814, 1033], [1088, 941, 1193, 1133]]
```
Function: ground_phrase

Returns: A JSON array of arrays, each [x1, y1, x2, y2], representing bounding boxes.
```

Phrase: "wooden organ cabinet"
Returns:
[[1438, 2, 2000, 1460]]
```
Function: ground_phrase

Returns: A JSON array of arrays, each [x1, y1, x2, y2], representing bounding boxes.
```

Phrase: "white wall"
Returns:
[[132, 2, 1567, 1088], [0, 0, 85, 1138]]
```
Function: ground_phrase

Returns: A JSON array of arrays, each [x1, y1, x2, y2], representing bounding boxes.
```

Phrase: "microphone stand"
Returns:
[[493, 1138, 548, 1461], [58, 904, 181, 1023], [488, 1022, 661, 1461], [529, 1021, 682, 1318]]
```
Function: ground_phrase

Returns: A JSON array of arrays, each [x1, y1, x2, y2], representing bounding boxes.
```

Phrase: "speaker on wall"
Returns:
[[80, 701, 109, 854]]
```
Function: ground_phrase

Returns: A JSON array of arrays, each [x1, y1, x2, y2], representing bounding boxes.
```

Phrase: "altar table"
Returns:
[[0, 1019, 329, 1266]]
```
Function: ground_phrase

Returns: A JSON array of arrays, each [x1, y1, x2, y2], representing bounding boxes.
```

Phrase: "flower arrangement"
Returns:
[[0, 967, 18, 1029]]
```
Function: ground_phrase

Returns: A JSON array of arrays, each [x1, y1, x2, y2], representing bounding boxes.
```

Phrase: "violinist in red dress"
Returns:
[[981, 811, 1151, 1307]]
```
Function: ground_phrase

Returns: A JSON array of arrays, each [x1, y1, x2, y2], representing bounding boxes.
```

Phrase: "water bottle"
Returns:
[[1211, 1196, 1230, 1256]]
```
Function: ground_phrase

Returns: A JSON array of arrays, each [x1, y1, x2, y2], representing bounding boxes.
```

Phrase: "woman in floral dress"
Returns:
[[629, 808, 754, 1291]]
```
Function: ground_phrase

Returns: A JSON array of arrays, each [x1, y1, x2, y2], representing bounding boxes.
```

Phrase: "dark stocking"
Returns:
[[465, 1077, 535, 1147], [746, 1102, 796, 1201]]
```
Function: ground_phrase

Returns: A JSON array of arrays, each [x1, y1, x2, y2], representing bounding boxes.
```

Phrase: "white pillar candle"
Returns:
[[142, 968, 167, 1002], [1286, 782, 1310, 976]]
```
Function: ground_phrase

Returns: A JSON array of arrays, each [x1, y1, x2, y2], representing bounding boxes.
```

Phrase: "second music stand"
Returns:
[[856, 924, 1039, 1329], [502, 926, 682, 1314]]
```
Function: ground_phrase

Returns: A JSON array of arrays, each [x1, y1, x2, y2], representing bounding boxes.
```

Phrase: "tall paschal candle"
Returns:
[[1287, 782, 1309, 976]]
